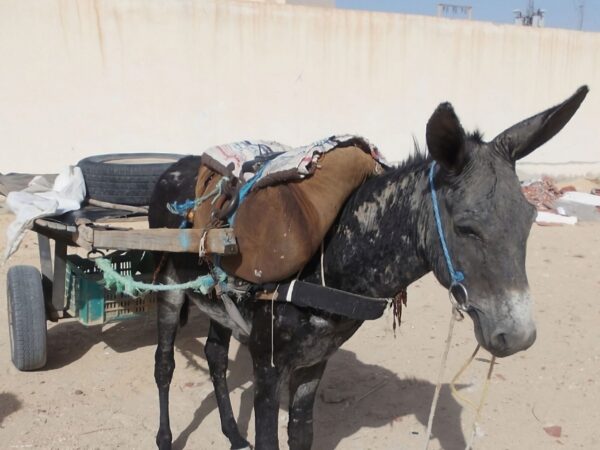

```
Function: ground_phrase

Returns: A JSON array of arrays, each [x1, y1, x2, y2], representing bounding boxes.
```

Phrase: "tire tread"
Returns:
[[7, 265, 47, 371]]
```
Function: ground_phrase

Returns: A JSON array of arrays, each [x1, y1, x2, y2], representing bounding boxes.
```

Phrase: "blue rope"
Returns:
[[167, 177, 230, 217], [238, 164, 268, 205], [428, 162, 465, 284]]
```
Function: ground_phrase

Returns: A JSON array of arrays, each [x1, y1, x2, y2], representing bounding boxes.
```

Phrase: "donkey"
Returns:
[[148, 86, 588, 450]]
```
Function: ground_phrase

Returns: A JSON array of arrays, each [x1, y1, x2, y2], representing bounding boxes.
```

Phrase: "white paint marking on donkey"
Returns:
[[354, 180, 398, 234], [501, 289, 535, 326]]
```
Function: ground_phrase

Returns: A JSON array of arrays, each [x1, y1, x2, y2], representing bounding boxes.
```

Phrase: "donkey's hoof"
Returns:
[[231, 436, 252, 450]]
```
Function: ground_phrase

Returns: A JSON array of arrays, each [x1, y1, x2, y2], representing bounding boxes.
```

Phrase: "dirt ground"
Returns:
[[0, 212, 599, 450]]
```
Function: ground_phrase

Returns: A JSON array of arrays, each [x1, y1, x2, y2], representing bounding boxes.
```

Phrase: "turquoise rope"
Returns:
[[94, 258, 227, 297]]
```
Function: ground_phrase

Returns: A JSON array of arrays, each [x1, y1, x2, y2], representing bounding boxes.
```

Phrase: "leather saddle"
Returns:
[[192, 145, 383, 284]]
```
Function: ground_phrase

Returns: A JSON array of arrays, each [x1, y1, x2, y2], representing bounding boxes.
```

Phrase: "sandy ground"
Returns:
[[0, 211, 599, 450]]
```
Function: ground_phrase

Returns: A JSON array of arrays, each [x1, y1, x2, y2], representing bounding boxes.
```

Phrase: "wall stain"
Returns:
[[75, 0, 82, 35], [93, 0, 106, 65]]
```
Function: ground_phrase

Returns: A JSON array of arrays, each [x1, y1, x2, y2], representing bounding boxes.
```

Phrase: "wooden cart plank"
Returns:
[[51, 240, 68, 313]]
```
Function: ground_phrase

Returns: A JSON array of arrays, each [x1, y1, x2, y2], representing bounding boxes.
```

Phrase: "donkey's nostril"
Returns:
[[491, 330, 508, 350], [488, 326, 537, 356]]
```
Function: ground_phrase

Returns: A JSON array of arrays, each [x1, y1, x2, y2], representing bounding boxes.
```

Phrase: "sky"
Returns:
[[336, 0, 600, 32]]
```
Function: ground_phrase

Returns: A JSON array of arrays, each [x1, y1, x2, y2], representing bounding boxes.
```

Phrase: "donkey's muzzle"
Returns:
[[469, 291, 537, 357]]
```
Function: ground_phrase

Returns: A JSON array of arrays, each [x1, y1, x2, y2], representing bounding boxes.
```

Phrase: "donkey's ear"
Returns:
[[493, 86, 589, 161], [426, 102, 467, 173]]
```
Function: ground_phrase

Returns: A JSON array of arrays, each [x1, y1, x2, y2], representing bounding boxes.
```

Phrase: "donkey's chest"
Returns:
[[273, 312, 361, 368]]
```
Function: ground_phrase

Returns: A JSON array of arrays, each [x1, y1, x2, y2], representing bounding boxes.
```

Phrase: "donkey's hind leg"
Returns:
[[154, 267, 186, 450], [205, 319, 251, 449], [287, 361, 327, 450]]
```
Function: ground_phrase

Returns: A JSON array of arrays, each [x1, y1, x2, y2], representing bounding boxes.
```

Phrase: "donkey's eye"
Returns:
[[455, 224, 483, 240]]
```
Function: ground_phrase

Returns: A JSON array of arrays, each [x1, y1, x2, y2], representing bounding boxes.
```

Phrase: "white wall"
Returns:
[[0, 0, 597, 173]]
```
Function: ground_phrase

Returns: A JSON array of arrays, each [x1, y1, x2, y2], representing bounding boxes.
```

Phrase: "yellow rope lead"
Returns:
[[463, 354, 496, 450], [450, 345, 481, 410], [424, 311, 496, 450], [449, 344, 496, 450]]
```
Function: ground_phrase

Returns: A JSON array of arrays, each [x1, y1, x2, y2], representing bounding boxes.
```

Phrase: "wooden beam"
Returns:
[[37, 234, 54, 311], [80, 226, 238, 255], [87, 198, 149, 214]]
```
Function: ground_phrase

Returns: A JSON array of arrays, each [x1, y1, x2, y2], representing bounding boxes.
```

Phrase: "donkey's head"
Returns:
[[425, 86, 588, 357]]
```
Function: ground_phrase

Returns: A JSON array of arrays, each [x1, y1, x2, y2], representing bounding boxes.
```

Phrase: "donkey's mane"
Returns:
[[378, 129, 485, 180], [391, 149, 430, 178], [378, 137, 431, 181], [469, 129, 485, 144]]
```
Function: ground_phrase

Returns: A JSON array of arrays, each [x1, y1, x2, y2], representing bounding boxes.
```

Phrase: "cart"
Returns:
[[5, 153, 237, 371]]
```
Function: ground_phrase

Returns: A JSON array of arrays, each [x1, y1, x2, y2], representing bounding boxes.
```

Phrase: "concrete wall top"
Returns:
[[0, 0, 597, 173]]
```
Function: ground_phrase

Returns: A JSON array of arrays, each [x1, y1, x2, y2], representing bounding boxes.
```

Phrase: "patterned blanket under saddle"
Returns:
[[193, 135, 389, 284], [201, 134, 388, 188]]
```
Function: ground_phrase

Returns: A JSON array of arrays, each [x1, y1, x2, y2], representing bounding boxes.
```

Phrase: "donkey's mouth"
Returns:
[[467, 308, 488, 350]]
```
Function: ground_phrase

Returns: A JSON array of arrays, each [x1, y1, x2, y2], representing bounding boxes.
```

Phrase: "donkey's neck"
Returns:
[[323, 161, 433, 297]]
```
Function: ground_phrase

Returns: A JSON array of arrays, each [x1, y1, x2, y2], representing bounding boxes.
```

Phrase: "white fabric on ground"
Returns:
[[560, 191, 600, 207], [536, 211, 578, 225]]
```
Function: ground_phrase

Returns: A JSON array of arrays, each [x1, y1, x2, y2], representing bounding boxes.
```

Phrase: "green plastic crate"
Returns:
[[65, 252, 157, 326]]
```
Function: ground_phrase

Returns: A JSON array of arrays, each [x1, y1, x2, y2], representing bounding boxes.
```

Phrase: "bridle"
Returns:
[[428, 161, 472, 318]]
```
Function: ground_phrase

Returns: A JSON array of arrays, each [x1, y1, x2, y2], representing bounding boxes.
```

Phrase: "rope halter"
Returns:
[[428, 161, 470, 319]]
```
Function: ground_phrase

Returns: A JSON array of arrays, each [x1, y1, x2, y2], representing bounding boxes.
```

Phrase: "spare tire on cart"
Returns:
[[77, 153, 187, 206]]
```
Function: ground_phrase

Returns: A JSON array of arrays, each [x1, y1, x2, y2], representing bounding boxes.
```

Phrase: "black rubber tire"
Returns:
[[77, 153, 187, 206], [7, 265, 47, 371]]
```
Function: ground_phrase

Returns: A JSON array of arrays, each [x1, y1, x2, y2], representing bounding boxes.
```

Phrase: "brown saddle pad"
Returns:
[[193, 146, 381, 283]]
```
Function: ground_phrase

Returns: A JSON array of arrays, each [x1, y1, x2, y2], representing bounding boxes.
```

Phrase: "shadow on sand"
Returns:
[[314, 350, 467, 450], [0, 392, 22, 427], [171, 338, 467, 450], [44, 308, 209, 370]]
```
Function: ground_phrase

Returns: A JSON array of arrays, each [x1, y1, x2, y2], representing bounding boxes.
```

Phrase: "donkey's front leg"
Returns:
[[154, 286, 185, 450], [250, 307, 284, 450], [287, 361, 327, 450], [252, 362, 282, 450], [205, 319, 251, 449]]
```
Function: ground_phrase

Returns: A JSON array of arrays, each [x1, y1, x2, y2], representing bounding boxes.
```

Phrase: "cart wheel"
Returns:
[[7, 265, 47, 371]]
